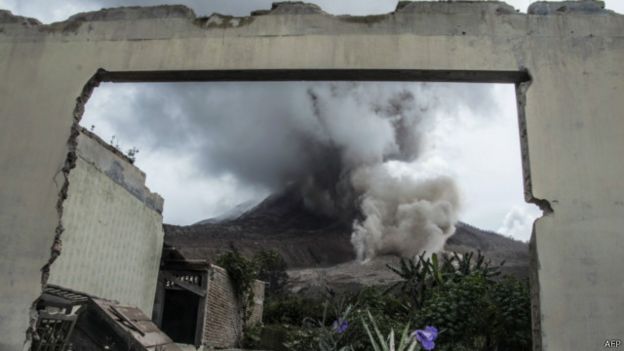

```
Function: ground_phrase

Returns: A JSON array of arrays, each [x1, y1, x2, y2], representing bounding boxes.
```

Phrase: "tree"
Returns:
[[253, 249, 289, 298]]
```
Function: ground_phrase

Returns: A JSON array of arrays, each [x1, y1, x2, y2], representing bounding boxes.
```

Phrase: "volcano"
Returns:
[[164, 188, 354, 268], [163, 188, 529, 281]]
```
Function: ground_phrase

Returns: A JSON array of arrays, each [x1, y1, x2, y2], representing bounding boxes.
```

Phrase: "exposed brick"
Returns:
[[202, 265, 264, 348]]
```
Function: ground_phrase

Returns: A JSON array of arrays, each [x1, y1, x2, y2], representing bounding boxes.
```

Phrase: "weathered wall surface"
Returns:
[[203, 265, 265, 348], [0, 2, 622, 350], [203, 265, 242, 348], [46, 131, 164, 315], [249, 280, 266, 327]]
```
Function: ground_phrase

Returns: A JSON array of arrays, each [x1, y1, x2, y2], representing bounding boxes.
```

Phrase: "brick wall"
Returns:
[[203, 265, 241, 348], [202, 265, 265, 348]]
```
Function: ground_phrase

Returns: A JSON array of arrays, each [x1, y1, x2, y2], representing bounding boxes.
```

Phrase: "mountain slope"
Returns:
[[164, 190, 529, 276]]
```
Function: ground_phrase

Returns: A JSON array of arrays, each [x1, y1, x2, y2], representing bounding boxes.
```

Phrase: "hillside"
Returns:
[[164, 189, 530, 285]]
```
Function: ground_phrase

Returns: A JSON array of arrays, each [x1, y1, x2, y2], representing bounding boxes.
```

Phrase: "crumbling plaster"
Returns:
[[0, 2, 622, 350]]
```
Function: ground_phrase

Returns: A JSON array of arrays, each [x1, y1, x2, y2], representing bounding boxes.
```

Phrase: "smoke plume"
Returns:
[[85, 81, 496, 260], [350, 165, 459, 261], [291, 83, 461, 261]]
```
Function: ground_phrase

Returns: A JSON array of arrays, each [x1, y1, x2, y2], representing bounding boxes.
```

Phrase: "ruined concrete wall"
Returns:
[[47, 131, 164, 315], [0, 2, 622, 350]]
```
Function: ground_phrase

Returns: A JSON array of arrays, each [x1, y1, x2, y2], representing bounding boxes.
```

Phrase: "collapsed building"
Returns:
[[30, 128, 264, 350], [45, 128, 165, 316], [155, 244, 264, 349]]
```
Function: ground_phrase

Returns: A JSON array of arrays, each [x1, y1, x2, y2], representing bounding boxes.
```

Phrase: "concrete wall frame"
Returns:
[[0, 2, 623, 350]]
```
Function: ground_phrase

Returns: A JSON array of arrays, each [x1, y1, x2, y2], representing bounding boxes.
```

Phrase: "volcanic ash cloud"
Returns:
[[302, 83, 462, 262], [350, 163, 460, 262], [103, 81, 483, 260]]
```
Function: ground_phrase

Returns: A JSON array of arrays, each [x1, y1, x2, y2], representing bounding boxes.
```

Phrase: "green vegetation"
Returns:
[[216, 249, 257, 322], [253, 249, 289, 298], [217, 248, 291, 322], [228, 249, 531, 351], [361, 311, 423, 351]]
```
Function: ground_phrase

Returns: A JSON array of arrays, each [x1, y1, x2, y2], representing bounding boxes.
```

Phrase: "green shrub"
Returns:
[[252, 251, 531, 351], [216, 249, 257, 322], [339, 288, 411, 350], [263, 295, 327, 325], [349, 287, 409, 319], [241, 323, 263, 348], [489, 276, 532, 350], [253, 249, 289, 298], [415, 273, 494, 349], [387, 251, 503, 308], [361, 311, 422, 351], [282, 324, 323, 351], [264, 299, 355, 351], [264, 289, 411, 351], [412, 270, 531, 350]]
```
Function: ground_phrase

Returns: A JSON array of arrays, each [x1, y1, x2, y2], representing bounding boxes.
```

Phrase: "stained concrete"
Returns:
[[46, 130, 164, 315], [0, 1, 622, 350]]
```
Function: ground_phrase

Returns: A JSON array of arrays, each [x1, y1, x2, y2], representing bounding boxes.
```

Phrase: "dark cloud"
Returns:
[[83, 81, 498, 256], [84, 81, 496, 212]]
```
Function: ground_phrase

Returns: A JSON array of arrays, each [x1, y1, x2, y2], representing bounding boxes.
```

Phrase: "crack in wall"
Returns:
[[516, 69, 550, 351], [25, 70, 103, 347], [529, 226, 543, 351], [40, 70, 103, 286], [515, 73, 554, 215]]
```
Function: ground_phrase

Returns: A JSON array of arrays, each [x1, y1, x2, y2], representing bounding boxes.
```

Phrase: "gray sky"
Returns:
[[80, 81, 541, 241], [3, 0, 612, 241]]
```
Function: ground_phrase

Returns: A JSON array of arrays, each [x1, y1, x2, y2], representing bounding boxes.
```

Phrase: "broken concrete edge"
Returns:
[[515, 71, 554, 216], [0, 9, 40, 26], [528, 1, 613, 16], [39, 70, 103, 286], [78, 128, 165, 214], [28, 70, 104, 347], [396, 1, 517, 15], [528, 224, 543, 351], [336, 2, 515, 25], [516, 73, 549, 351], [251, 2, 325, 16], [42, 5, 198, 34], [66, 4, 196, 22], [1, 1, 619, 31], [193, 14, 257, 30], [80, 126, 135, 165]]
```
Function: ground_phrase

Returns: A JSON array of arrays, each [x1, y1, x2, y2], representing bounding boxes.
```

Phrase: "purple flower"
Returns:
[[332, 319, 349, 334], [412, 326, 438, 350]]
